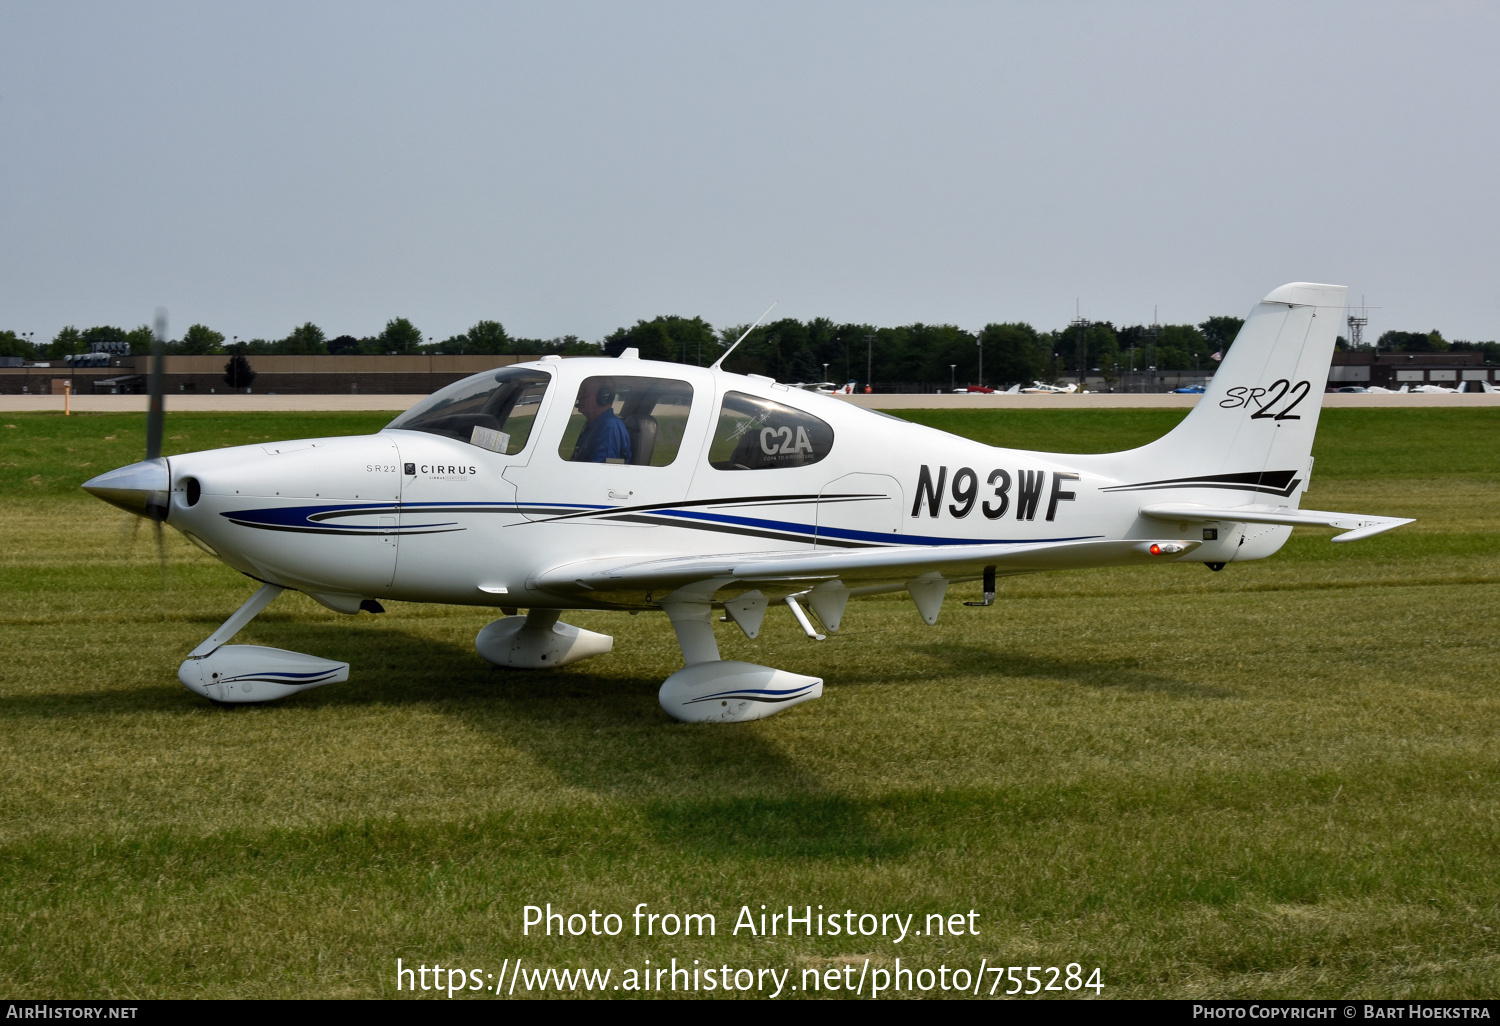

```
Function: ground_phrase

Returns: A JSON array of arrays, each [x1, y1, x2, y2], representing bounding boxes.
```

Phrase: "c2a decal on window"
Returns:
[[912, 465, 1078, 522], [1219, 378, 1311, 420]]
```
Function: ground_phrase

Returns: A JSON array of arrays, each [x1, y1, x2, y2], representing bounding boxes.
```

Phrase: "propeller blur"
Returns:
[[83, 283, 1412, 720]]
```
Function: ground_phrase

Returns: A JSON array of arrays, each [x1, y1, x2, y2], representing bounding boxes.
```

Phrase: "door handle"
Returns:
[[608, 489, 634, 500]]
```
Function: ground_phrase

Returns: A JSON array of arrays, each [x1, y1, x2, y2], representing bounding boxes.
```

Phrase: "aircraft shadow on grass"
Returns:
[[8, 621, 937, 856], [11, 619, 1232, 719], [8, 623, 1216, 859], [10, 622, 817, 792]]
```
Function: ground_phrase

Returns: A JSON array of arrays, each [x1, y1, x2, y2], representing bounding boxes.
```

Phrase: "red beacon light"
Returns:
[[1149, 543, 1162, 555]]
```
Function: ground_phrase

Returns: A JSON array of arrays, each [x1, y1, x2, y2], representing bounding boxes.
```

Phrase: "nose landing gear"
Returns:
[[178, 584, 350, 703]]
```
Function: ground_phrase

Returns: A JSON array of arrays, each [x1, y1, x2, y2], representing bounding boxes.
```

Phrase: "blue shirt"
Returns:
[[572, 409, 632, 463]]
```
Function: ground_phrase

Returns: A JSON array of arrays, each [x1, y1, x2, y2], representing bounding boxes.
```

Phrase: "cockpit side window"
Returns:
[[557, 376, 695, 466], [708, 391, 834, 470], [386, 366, 550, 454]]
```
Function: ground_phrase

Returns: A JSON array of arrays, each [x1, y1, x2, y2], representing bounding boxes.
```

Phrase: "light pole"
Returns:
[[865, 333, 874, 392], [950, 364, 956, 391], [976, 335, 983, 387], [823, 362, 829, 383]]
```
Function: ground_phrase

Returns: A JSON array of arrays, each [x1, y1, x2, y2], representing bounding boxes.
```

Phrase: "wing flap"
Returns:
[[1139, 502, 1414, 543], [534, 536, 1202, 596]]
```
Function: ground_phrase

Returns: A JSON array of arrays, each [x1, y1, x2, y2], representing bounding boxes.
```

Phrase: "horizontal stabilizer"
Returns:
[[1139, 502, 1414, 543], [535, 536, 1202, 595]]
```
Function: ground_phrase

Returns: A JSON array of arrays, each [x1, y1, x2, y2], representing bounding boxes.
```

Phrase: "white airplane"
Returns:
[[84, 282, 1412, 722], [1020, 381, 1079, 394]]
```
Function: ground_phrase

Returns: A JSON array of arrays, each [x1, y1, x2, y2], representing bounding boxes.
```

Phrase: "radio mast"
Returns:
[[1070, 299, 1089, 390], [1347, 295, 1369, 349]]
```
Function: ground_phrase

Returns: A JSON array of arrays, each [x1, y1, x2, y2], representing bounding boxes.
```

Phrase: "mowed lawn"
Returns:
[[0, 407, 1497, 999]]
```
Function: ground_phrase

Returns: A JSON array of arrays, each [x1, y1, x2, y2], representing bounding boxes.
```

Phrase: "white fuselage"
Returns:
[[84, 282, 1416, 716], [161, 355, 1285, 613]]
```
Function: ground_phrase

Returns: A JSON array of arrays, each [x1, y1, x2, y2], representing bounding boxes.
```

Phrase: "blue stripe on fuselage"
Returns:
[[647, 506, 1096, 547], [221, 499, 1098, 547]]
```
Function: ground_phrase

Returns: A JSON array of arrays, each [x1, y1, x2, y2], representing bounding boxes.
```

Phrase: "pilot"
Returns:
[[571, 380, 632, 464]]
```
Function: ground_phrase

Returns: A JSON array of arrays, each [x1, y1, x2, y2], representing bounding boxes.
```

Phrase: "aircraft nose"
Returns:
[[82, 458, 170, 521]]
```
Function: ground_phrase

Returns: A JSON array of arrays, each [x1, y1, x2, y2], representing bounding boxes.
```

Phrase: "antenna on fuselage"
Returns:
[[710, 302, 778, 371]]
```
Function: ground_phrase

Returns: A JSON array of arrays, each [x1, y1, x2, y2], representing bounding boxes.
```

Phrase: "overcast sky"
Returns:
[[2, 2, 1496, 345]]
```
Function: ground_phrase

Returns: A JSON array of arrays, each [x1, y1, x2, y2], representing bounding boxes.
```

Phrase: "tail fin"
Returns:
[[1123, 282, 1347, 502]]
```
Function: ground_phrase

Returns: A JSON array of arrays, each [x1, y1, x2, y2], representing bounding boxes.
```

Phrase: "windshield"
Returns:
[[386, 366, 551, 454]]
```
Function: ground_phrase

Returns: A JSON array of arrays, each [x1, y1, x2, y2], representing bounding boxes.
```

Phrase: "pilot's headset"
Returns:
[[593, 383, 615, 408]]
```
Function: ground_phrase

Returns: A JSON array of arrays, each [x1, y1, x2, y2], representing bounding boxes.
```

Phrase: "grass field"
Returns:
[[1, 408, 1497, 999]]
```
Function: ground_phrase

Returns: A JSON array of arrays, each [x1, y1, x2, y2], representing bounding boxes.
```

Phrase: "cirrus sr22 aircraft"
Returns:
[[84, 282, 1411, 722]]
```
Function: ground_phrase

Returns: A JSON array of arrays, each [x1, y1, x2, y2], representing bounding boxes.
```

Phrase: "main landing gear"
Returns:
[[475, 596, 821, 724], [656, 587, 822, 724]]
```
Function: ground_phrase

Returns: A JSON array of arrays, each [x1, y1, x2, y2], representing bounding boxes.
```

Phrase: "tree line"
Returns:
[[4, 314, 1495, 387], [1375, 329, 1500, 361], [0, 318, 603, 361], [603, 315, 1250, 386]]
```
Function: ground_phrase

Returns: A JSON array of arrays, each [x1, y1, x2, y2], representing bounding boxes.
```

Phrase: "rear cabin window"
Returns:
[[708, 391, 834, 470], [385, 366, 550, 454], [556, 376, 694, 467]]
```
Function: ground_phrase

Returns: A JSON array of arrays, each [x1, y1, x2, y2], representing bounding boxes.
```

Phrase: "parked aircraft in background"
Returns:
[[84, 283, 1412, 722], [1405, 381, 1492, 394]]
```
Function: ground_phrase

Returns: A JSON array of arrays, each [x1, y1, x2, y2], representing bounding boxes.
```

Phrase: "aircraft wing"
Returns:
[[1139, 502, 1413, 543], [533, 536, 1201, 597]]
